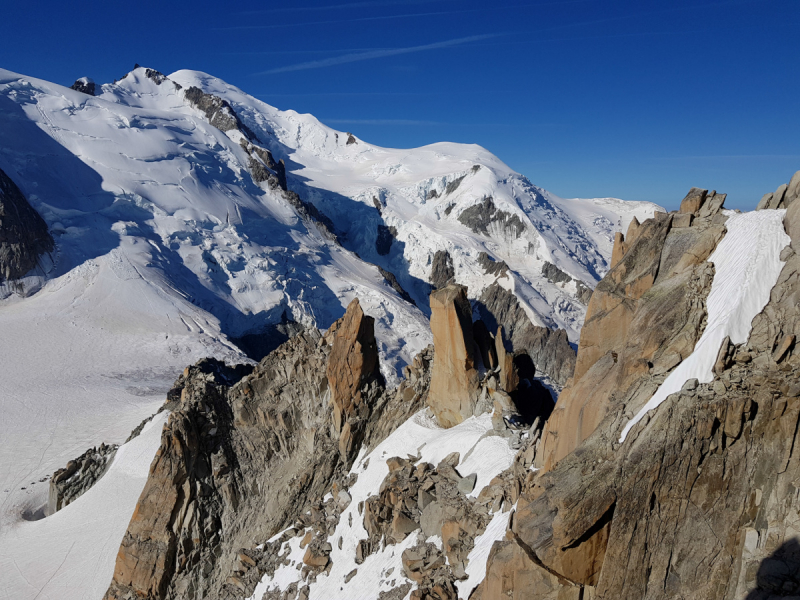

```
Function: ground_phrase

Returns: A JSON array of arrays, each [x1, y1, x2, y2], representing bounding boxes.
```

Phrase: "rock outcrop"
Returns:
[[48, 442, 118, 515], [427, 284, 480, 428], [478, 252, 510, 278], [184, 86, 255, 138], [378, 266, 416, 306], [477, 180, 800, 600], [477, 282, 576, 386], [103, 299, 396, 600], [327, 298, 382, 462], [537, 197, 726, 471], [541, 261, 593, 305], [757, 170, 800, 210], [376, 224, 397, 255], [70, 77, 96, 95], [0, 167, 54, 282], [429, 249, 455, 289], [457, 196, 526, 239]]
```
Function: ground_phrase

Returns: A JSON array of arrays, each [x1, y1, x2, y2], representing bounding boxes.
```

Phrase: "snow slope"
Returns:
[[620, 209, 791, 443], [0, 411, 168, 600], [0, 65, 658, 599], [170, 69, 662, 340], [248, 410, 517, 600]]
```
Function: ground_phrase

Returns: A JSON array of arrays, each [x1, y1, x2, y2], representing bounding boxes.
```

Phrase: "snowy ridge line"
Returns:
[[620, 209, 790, 443], [0, 65, 659, 599]]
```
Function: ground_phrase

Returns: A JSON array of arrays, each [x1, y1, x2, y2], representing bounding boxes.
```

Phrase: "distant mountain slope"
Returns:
[[0, 65, 659, 557]]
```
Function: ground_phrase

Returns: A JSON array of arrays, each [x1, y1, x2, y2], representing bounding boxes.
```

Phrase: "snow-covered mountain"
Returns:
[[0, 65, 661, 599]]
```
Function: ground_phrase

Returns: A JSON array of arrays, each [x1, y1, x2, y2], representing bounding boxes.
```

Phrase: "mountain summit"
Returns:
[[0, 65, 663, 599]]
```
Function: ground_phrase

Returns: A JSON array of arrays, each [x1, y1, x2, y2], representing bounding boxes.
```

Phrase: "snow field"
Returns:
[[0, 65, 660, 599], [620, 210, 791, 443], [0, 411, 168, 600]]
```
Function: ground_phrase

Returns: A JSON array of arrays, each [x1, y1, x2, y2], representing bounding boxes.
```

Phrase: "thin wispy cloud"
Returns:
[[217, 10, 463, 31], [254, 33, 503, 75], [221, 1, 595, 31], [657, 154, 800, 161], [324, 118, 445, 126], [237, 0, 450, 15], [322, 118, 534, 127]]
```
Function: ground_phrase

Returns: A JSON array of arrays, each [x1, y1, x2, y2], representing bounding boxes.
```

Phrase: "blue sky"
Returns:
[[3, 0, 799, 209]]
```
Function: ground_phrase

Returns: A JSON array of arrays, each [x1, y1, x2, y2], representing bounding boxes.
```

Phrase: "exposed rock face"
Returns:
[[500, 336, 800, 599], [144, 68, 170, 85], [429, 249, 455, 289], [445, 175, 466, 195], [479, 182, 800, 600], [0, 167, 54, 282], [477, 282, 576, 385], [477, 251, 509, 278], [427, 284, 480, 428], [48, 442, 118, 515], [104, 358, 248, 600], [757, 171, 800, 210], [376, 224, 397, 255], [70, 77, 96, 95], [378, 266, 416, 306], [184, 86, 254, 138], [457, 196, 525, 239], [537, 206, 725, 471], [283, 189, 339, 242], [363, 345, 433, 451], [327, 298, 382, 461], [471, 536, 582, 600], [541, 261, 593, 305], [103, 297, 444, 600]]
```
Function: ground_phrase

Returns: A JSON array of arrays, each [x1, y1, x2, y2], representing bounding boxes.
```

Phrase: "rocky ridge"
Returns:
[[0, 167, 54, 283], [468, 172, 800, 600], [100, 276, 557, 600], [47, 442, 118, 515]]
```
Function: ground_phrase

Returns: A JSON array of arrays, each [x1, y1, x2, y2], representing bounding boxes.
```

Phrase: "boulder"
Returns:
[[427, 284, 479, 428], [679, 187, 707, 214]]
